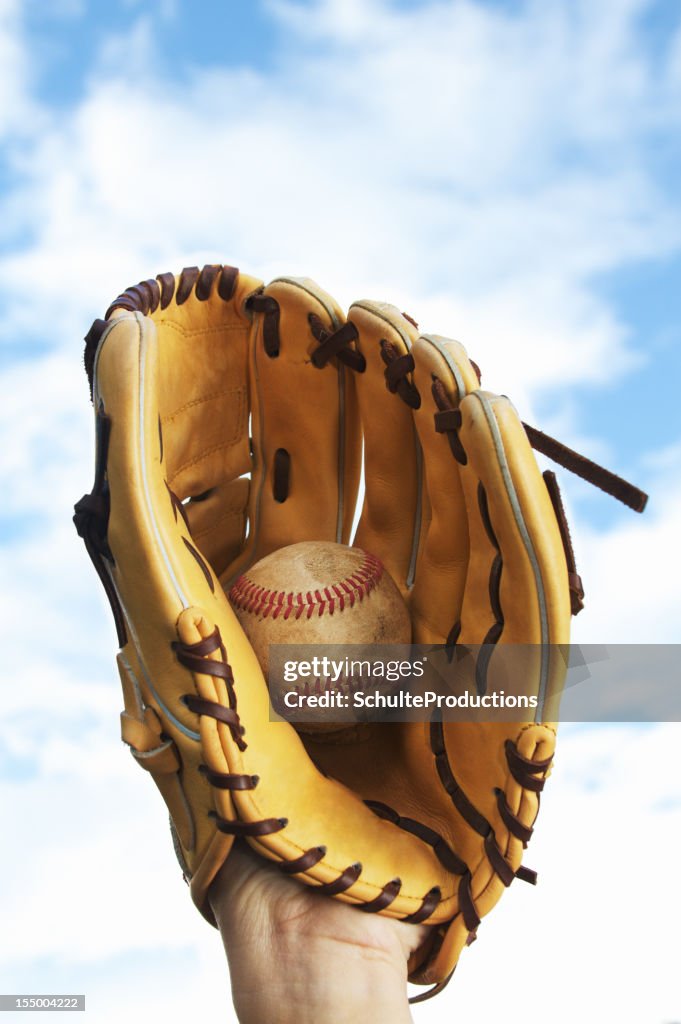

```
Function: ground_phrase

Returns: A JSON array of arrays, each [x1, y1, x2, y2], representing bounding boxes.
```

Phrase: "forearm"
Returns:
[[222, 929, 414, 1024]]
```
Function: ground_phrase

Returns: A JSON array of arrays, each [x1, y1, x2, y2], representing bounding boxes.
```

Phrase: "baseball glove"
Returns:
[[74, 263, 647, 999]]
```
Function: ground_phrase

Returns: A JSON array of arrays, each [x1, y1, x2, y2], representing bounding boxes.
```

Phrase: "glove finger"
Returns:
[[223, 277, 362, 584], [408, 333, 481, 643], [449, 388, 571, 727], [97, 264, 264, 581], [346, 300, 421, 594], [456, 389, 571, 648]]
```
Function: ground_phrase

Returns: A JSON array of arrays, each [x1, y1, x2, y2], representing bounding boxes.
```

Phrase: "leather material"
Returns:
[[77, 265, 571, 994]]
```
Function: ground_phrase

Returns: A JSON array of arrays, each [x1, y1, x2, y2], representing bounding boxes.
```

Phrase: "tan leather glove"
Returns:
[[74, 263, 646, 999]]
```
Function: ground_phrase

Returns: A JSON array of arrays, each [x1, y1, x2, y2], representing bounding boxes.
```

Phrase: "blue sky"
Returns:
[[3, 0, 680, 522], [22, 1, 284, 100], [1, 1, 680, 1021]]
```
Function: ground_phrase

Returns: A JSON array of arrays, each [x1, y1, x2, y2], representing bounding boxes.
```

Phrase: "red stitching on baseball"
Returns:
[[228, 552, 384, 620]]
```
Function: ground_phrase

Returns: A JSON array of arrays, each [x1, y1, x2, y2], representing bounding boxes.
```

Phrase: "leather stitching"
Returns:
[[162, 387, 245, 423]]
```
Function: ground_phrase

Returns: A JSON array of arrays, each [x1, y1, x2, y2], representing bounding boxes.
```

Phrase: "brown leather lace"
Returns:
[[431, 716, 542, 880], [172, 628, 247, 752], [543, 470, 585, 614], [246, 293, 280, 356], [210, 812, 287, 837], [523, 422, 647, 512], [308, 314, 366, 372], [380, 340, 421, 408], [431, 372, 648, 513], [198, 764, 259, 790], [84, 263, 239, 393]]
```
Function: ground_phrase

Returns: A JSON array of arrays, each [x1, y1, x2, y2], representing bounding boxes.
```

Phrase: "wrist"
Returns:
[[225, 915, 414, 1024]]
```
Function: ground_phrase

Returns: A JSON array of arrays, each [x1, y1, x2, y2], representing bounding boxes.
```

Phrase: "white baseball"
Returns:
[[227, 541, 411, 735]]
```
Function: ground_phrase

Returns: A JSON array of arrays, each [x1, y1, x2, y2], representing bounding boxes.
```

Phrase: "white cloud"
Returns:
[[0, 351, 90, 514], [0, 768, 199, 963]]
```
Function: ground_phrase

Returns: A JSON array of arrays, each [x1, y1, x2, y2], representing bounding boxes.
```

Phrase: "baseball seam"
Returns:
[[228, 551, 383, 620]]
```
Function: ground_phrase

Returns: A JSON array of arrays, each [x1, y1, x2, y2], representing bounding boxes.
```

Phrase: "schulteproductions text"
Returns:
[[282, 688, 539, 710]]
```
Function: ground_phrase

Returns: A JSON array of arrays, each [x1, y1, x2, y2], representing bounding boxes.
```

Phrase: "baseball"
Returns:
[[227, 541, 411, 735]]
